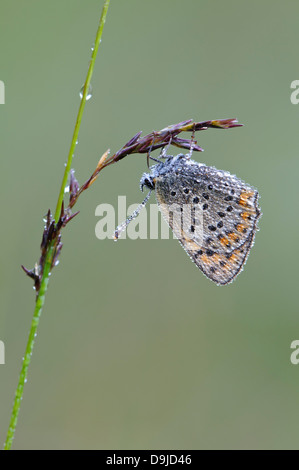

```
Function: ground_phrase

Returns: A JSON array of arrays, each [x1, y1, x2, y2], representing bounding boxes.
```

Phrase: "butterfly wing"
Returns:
[[155, 159, 261, 285]]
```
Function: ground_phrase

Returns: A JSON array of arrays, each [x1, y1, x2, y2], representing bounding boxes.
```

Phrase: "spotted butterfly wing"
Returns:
[[153, 155, 261, 285]]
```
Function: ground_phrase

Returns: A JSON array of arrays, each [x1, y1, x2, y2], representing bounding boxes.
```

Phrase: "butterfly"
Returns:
[[115, 153, 261, 285]]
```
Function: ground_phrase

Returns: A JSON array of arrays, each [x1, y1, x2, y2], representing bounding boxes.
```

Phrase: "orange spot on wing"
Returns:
[[219, 236, 230, 247], [240, 211, 250, 220], [229, 254, 238, 263], [201, 255, 209, 264], [236, 223, 248, 232], [228, 232, 240, 242], [239, 190, 255, 207], [219, 258, 229, 270], [226, 252, 239, 265]]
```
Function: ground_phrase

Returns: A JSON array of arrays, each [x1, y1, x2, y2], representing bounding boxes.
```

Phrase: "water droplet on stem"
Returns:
[[79, 84, 92, 101]]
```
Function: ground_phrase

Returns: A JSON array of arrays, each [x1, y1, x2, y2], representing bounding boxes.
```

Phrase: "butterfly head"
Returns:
[[140, 154, 189, 192]]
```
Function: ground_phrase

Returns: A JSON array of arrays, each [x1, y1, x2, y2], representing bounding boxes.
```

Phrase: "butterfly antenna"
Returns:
[[187, 123, 196, 159], [114, 191, 152, 240], [149, 156, 162, 163], [159, 136, 173, 159], [147, 134, 157, 168]]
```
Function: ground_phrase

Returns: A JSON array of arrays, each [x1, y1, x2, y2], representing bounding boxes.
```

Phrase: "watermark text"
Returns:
[[0, 340, 5, 364], [0, 80, 5, 104], [95, 196, 204, 242], [290, 340, 299, 364], [290, 80, 299, 104]]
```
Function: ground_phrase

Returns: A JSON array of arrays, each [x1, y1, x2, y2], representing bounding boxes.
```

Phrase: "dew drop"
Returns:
[[79, 84, 92, 101], [64, 185, 70, 194]]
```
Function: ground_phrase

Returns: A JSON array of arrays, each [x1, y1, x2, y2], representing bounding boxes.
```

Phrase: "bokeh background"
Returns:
[[1, 0, 299, 450]]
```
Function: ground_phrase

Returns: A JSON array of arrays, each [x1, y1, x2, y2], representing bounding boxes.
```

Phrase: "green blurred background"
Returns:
[[1, 0, 299, 450]]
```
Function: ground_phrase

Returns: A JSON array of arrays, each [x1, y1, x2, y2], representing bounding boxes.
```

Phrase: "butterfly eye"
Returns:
[[144, 177, 155, 189], [140, 174, 155, 191]]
